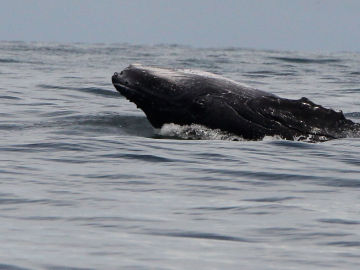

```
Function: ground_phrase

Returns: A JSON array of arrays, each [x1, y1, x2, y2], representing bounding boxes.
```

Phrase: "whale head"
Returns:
[[112, 64, 217, 128]]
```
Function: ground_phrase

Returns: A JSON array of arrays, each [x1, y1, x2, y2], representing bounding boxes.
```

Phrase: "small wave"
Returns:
[[18, 43, 88, 55], [0, 142, 91, 153], [5, 113, 154, 137], [0, 57, 44, 65], [245, 70, 297, 78], [245, 196, 297, 203], [158, 123, 244, 141], [324, 241, 360, 247], [338, 88, 360, 94], [344, 112, 360, 119], [0, 95, 21, 100], [145, 229, 255, 242], [54, 113, 154, 137], [269, 56, 341, 64], [268, 140, 317, 149], [318, 218, 360, 225], [0, 58, 21, 63], [37, 84, 119, 98], [0, 124, 23, 131], [111, 153, 174, 163], [323, 178, 360, 188], [45, 265, 94, 270], [0, 263, 33, 270], [0, 197, 50, 205]]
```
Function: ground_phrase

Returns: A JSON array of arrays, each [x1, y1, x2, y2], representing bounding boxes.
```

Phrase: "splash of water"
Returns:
[[158, 123, 244, 141]]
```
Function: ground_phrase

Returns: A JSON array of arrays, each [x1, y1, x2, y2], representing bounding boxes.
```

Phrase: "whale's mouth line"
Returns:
[[112, 80, 147, 105], [113, 80, 167, 110], [113, 82, 137, 93], [113, 79, 170, 103], [113, 82, 156, 99]]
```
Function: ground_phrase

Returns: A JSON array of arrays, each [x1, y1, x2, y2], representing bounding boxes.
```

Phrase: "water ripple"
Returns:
[[0, 264, 32, 270], [0, 142, 92, 153], [145, 229, 256, 242], [324, 241, 360, 247], [1, 41, 360, 270], [318, 218, 360, 225], [269, 56, 341, 64], [0, 95, 21, 100], [37, 84, 119, 98], [245, 196, 297, 202], [46, 266, 94, 270], [0, 58, 21, 63]]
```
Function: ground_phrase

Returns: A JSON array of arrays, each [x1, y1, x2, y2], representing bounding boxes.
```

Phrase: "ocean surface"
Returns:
[[1, 41, 360, 270]]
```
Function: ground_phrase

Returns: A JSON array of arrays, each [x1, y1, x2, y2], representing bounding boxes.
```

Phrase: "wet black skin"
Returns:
[[112, 64, 359, 141]]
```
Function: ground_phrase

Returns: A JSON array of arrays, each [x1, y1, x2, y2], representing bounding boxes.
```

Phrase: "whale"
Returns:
[[112, 64, 359, 141]]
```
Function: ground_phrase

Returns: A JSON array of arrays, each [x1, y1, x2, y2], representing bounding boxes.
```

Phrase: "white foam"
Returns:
[[158, 123, 244, 141], [158, 123, 334, 142]]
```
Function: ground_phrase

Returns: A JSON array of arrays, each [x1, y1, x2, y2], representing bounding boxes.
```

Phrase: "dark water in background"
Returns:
[[1, 41, 360, 270]]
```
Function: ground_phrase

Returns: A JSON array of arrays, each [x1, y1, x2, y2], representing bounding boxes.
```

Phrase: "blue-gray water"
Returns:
[[1, 41, 360, 270]]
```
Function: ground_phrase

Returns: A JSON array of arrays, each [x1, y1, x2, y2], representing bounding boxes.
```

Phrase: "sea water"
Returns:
[[0, 41, 360, 270]]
